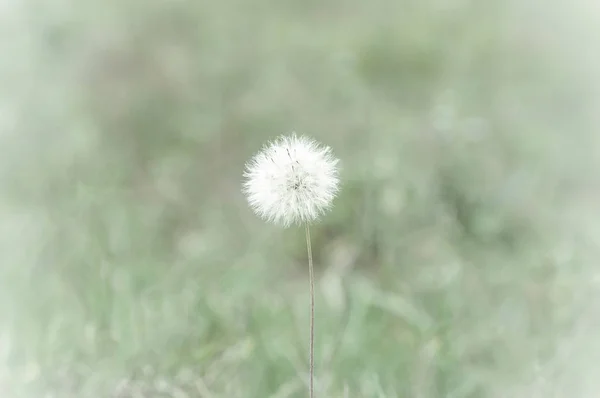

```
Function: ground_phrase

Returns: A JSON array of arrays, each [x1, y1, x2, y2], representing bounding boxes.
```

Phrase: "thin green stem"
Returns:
[[305, 223, 315, 398]]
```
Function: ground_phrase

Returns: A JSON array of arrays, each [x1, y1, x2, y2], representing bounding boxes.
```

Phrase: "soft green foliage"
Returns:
[[1, 0, 600, 397]]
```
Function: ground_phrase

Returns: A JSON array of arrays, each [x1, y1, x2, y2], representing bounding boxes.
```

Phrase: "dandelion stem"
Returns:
[[305, 223, 315, 398]]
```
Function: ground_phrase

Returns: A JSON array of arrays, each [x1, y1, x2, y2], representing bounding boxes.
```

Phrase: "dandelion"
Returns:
[[243, 133, 340, 398], [243, 134, 340, 227]]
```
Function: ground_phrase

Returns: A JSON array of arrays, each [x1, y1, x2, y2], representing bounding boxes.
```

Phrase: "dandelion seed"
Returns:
[[242, 133, 340, 227]]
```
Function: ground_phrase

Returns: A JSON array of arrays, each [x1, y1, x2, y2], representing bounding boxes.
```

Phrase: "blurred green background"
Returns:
[[1, 0, 600, 397]]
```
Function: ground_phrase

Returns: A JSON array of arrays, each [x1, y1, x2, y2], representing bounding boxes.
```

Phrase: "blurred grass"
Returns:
[[1, 0, 600, 397]]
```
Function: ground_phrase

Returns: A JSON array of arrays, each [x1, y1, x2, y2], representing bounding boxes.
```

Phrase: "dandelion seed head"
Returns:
[[243, 134, 340, 227]]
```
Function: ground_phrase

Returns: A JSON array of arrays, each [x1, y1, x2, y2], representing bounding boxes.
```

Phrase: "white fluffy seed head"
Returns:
[[243, 134, 340, 227]]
